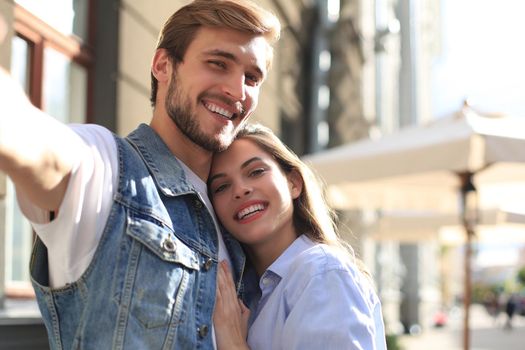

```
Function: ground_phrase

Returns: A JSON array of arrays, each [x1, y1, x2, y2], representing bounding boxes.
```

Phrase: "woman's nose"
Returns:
[[234, 186, 252, 199]]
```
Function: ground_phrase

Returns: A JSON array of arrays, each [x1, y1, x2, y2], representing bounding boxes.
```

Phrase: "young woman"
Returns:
[[208, 123, 386, 350]]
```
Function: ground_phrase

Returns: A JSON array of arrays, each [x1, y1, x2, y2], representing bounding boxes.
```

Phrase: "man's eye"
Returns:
[[245, 74, 260, 86], [209, 60, 226, 69]]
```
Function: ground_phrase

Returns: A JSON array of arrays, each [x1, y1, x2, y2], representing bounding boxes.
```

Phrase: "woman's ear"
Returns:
[[287, 169, 303, 200], [151, 48, 172, 83]]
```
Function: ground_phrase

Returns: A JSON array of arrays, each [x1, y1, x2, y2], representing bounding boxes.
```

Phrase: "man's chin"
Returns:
[[190, 133, 227, 153], [212, 140, 232, 153], [212, 134, 236, 152]]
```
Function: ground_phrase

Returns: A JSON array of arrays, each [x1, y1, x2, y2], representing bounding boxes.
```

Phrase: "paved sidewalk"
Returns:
[[399, 304, 525, 350]]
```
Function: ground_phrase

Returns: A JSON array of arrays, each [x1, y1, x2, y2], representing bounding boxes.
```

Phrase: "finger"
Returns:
[[219, 265, 237, 306], [239, 299, 251, 339], [221, 260, 233, 280], [217, 261, 226, 289], [241, 307, 250, 326], [216, 265, 232, 309], [238, 299, 250, 315], [216, 262, 236, 307], [220, 261, 236, 296], [215, 280, 222, 300], [213, 264, 228, 323]]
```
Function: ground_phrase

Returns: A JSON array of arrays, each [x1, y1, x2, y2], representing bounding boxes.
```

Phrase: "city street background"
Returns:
[[400, 304, 525, 350]]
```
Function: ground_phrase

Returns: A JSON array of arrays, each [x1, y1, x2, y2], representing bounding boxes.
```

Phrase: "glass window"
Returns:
[[15, 0, 89, 41], [10, 36, 31, 93], [43, 47, 87, 123], [5, 181, 33, 283]]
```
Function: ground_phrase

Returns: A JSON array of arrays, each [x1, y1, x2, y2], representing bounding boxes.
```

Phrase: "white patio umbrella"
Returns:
[[302, 105, 525, 350], [369, 209, 525, 244]]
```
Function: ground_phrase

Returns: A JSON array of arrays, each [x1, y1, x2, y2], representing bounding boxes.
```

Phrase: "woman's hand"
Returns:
[[213, 260, 251, 350]]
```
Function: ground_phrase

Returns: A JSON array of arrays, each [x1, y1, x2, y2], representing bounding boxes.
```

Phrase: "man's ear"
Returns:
[[151, 48, 172, 83], [287, 169, 303, 200]]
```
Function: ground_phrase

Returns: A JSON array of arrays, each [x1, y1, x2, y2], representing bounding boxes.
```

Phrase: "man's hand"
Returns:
[[0, 64, 80, 212]]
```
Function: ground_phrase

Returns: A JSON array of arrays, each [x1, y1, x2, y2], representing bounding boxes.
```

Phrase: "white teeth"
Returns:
[[237, 204, 265, 220], [205, 103, 234, 119]]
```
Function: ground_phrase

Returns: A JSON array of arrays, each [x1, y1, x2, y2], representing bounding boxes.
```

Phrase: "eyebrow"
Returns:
[[241, 157, 263, 169], [203, 49, 265, 79], [208, 157, 263, 186]]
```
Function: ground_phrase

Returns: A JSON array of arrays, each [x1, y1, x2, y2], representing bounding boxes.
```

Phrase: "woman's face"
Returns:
[[209, 138, 301, 252]]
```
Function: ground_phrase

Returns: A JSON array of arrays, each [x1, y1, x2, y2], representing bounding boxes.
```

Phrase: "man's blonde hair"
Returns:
[[150, 0, 281, 106]]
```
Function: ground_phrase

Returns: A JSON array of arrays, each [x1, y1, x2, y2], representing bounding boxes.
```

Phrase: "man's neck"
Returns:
[[150, 114, 212, 181]]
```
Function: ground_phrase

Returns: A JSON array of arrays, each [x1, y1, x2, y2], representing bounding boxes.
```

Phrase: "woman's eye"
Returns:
[[213, 183, 229, 194], [249, 168, 266, 177]]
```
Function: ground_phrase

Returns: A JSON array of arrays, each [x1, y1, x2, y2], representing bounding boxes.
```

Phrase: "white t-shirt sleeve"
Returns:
[[17, 124, 118, 288]]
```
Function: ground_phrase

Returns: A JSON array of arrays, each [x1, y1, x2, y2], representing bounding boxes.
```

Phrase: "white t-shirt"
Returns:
[[18, 124, 231, 288]]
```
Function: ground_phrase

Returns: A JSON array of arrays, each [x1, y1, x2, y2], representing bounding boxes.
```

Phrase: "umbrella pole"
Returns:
[[463, 223, 474, 350], [459, 172, 477, 350]]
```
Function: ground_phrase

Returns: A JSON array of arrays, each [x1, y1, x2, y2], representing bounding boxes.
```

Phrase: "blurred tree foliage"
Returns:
[[386, 333, 403, 350], [472, 282, 503, 304], [518, 266, 525, 286]]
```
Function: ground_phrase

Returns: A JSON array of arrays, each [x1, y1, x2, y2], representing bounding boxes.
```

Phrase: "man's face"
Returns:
[[165, 27, 270, 152]]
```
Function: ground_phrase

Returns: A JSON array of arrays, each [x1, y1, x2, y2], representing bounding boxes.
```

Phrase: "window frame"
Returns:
[[12, 3, 95, 115]]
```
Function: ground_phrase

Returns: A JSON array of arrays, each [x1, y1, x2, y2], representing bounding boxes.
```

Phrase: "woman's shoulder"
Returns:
[[294, 236, 377, 286], [289, 236, 360, 280], [284, 236, 378, 305]]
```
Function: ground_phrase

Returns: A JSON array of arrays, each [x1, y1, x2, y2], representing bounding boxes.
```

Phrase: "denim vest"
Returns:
[[30, 124, 246, 350]]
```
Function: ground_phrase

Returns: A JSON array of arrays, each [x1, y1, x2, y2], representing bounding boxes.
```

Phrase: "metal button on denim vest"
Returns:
[[30, 124, 246, 350]]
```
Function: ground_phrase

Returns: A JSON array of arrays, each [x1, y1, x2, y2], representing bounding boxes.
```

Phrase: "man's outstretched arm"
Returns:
[[0, 67, 82, 213]]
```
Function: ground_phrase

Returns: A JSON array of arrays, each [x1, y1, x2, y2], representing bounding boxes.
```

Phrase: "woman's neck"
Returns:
[[245, 232, 300, 277]]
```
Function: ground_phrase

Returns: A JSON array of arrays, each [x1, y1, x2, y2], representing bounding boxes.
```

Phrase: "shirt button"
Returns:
[[198, 324, 209, 338], [195, 200, 203, 209], [203, 258, 213, 271], [262, 277, 270, 285]]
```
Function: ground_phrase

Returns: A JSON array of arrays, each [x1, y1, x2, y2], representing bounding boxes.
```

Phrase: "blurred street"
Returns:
[[399, 304, 525, 350]]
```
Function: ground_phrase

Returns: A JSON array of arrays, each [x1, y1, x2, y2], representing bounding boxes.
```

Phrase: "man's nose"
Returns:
[[222, 72, 246, 101]]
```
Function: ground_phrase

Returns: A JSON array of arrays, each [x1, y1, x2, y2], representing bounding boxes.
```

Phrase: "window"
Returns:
[[15, 0, 90, 41], [43, 47, 88, 123], [12, 1, 93, 113], [5, 0, 93, 297]]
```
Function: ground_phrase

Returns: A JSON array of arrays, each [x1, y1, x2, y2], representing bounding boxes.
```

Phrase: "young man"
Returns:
[[0, 1, 280, 348]]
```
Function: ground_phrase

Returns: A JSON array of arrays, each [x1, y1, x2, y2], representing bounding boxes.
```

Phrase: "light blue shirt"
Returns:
[[247, 235, 386, 350]]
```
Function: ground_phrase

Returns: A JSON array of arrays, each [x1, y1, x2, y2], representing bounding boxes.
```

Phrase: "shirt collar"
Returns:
[[265, 235, 316, 279], [126, 124, 197, 196]]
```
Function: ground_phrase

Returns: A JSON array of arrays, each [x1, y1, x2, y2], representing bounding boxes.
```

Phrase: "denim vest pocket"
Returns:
[[126, 216, 200, 270], [114, 215, 201, 330]]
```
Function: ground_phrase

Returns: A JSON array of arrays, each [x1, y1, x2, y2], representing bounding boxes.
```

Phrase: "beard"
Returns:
[[165, 72, 239, 152]]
